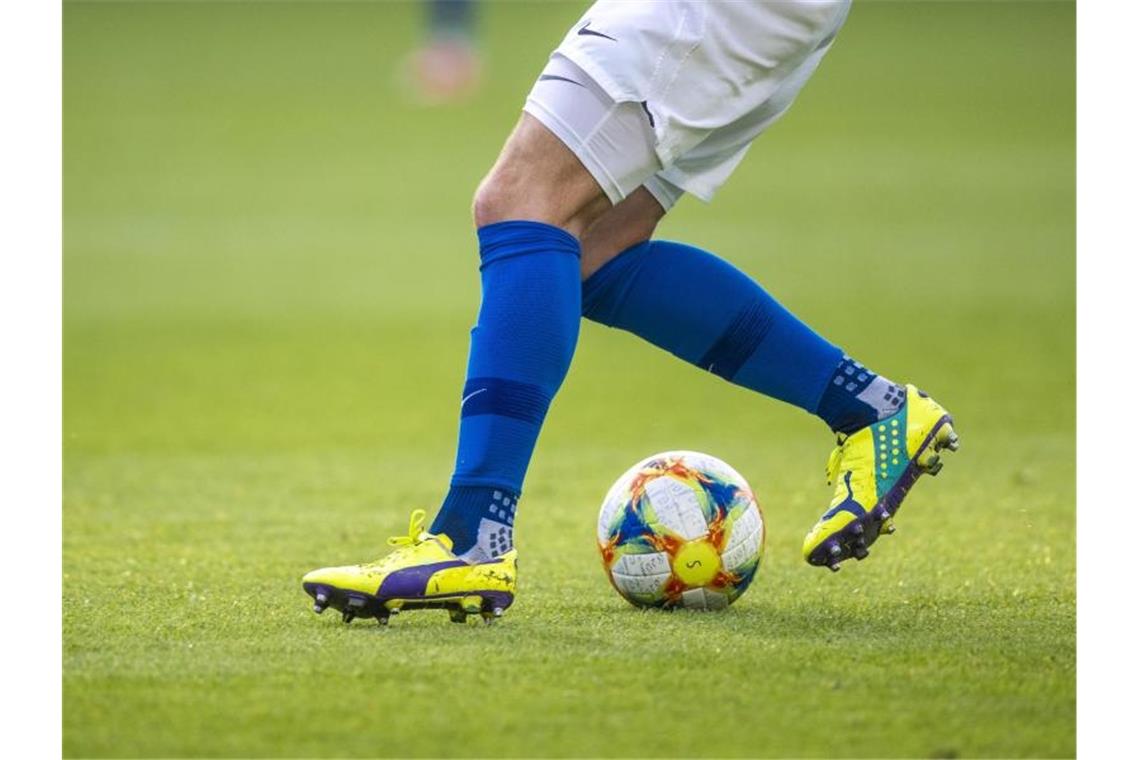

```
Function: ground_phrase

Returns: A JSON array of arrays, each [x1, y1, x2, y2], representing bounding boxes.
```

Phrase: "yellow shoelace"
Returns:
[[387, 508, 428, 548], [359, 510, 429, 572]]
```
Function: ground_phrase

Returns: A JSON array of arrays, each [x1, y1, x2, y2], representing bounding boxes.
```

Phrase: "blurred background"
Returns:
[[64, 1, 1074, 757]]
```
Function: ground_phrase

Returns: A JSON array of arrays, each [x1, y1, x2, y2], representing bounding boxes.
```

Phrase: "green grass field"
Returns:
[[63, 1, 1075, 757]]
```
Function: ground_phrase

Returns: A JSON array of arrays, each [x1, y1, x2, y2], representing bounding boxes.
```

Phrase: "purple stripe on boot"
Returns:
[[376, 560, 469, 597]]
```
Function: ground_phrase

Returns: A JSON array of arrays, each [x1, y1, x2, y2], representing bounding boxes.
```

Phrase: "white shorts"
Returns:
[[523, 0, 851, 209]]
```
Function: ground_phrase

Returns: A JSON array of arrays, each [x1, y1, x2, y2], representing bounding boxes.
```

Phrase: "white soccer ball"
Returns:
[[597, 451, 765, 609]]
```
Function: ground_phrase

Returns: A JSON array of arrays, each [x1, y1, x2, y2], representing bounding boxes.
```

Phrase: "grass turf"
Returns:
[[63, 1, 1075, 757]]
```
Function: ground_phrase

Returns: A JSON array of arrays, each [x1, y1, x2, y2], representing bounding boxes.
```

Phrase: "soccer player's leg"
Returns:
[[581, 227, 960, 572], [570, 0, 957, 573], [581, 202, 959, 573], [404, 0, 482, 105], [303, 79, 648, 623]]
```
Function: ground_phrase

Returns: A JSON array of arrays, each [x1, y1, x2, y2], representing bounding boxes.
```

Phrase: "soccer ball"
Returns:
[[597, 451, 765, 610]]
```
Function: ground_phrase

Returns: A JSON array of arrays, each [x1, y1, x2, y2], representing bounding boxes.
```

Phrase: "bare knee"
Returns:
[[471, 174, 519, 230], [472, 114, 611, 236]]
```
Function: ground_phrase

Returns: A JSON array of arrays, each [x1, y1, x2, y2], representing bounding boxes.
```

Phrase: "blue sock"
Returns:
[[583, 239, 867, 424], [815, 355, 906, 434], [434, 485, 518, 560], [432, 221, 581, 560]]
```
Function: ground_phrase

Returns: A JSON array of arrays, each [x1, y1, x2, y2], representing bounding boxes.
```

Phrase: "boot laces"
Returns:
[[358, 510, 429, 571], [387, 508, 428, 548]]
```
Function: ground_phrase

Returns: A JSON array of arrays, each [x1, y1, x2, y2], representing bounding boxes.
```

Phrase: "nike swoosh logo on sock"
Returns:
[[461, 388, 487, 407], [578, 21, 616, 41]]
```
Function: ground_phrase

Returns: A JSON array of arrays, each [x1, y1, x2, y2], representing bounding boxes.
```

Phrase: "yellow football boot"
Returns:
[[803, 385, 959, 571], [302, 509, 517, 625]]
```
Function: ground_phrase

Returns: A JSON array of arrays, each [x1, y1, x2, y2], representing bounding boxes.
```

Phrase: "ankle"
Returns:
[[431, 485, 517, 561], [816, 356, 905, 435]]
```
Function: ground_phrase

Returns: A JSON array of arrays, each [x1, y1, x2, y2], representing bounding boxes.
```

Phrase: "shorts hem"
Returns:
[[642, 176, 684, 211], [522, 97, 627, 205]]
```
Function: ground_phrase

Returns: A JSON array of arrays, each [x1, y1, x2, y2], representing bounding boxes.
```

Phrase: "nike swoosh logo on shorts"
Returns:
[[538, 74, 584, 87], [578, 21, 616, 41]]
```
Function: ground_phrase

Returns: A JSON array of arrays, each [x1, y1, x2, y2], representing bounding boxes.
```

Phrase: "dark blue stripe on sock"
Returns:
[[698, 300, 776, 381], [460, 377, 551, 425]]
